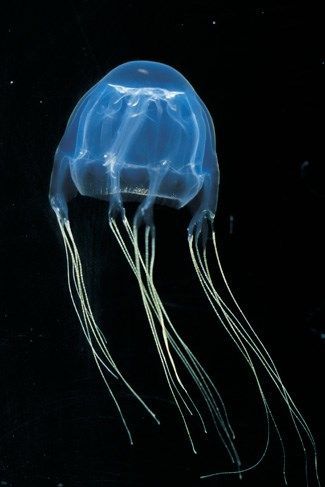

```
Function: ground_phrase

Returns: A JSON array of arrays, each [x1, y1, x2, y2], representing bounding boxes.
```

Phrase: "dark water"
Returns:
[[1, 1, 324, 486]]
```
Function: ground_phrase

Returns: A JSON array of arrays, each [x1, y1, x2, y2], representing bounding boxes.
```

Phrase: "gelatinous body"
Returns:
[[49, 61, 320, 485], [50, 61, 218, 234]]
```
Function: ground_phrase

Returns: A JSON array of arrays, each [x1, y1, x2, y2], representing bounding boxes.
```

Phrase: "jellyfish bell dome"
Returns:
[[103, 60, 191, 91], [50, 60, 219, 231]]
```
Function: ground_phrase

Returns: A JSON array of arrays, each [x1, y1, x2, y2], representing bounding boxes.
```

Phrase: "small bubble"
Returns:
[[212, 20, 216, 25], [10, 80, 14, 85]]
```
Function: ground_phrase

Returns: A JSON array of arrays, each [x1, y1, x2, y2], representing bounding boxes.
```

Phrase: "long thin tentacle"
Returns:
[[188, 225, 320, 486], [109, 213, 242, 468], [56, 216, 160, 445]]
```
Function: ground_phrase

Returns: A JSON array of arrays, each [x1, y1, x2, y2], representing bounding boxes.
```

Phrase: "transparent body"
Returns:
[[49, 61, 320, 485], [50, 60, 219, 234]]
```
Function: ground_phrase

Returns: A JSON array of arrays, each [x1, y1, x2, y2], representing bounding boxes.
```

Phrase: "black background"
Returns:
[[1, 1, 324, 486]]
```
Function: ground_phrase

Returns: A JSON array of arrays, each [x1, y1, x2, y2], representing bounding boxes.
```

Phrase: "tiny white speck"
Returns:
[[10, 80, 14, 85], [39, 100, 43, 104], [212, 20, 216, 25]]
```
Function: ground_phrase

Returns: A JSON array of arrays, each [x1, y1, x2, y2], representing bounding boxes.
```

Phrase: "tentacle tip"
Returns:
[[200, 474, 210, 480]]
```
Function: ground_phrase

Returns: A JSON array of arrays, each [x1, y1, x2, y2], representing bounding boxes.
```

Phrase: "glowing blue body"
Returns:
[[49, 60, 219, 233], [48, 62, 320, 483]]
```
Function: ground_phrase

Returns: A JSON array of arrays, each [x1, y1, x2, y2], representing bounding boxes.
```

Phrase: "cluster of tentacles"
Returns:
[[56, 212, 320, 485]]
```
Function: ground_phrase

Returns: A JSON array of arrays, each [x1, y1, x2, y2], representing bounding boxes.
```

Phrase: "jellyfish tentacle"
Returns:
[[134, 181, 185, 388], [109, 215, 198, 454], [59, 218, 117, 376], [211, 230, 318, 431], [141, 224, 242, 468], [189, 231, 281, 480], [210, 231, 317, 464], [144, 235, 238, 443], [58, 217, 133, 444], [112, 217, 210, 437], [124, 215, 206, 413], [64, 220, 160, 428], [110, 216, 195, 420], [209, 230, 320, 486], [57, 216, 160, 444], [143, 224, 216, 437], [111, 213, 242, 469], [133, 217, 241, 467], [144, 225, 207, 434], [200, 238, 290, 482], [124, 215, 198, 417], [190, 228, 320, 486]]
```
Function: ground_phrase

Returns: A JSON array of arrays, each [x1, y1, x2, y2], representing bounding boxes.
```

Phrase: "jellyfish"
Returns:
[[49, 60, 320, 484]]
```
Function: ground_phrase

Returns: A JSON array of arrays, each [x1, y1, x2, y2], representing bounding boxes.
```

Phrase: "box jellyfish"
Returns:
[[49, 60, 320, 484]]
